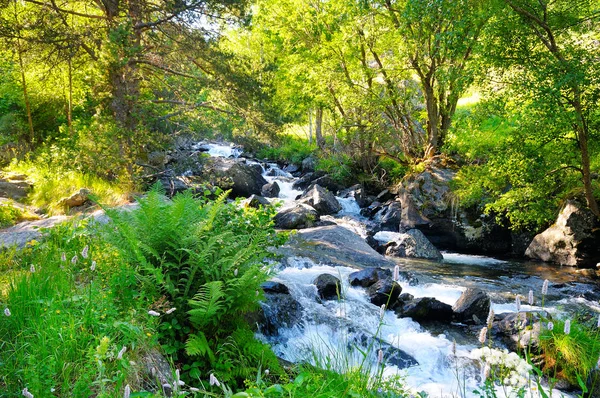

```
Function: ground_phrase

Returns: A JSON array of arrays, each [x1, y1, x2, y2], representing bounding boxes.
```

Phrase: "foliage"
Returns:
[[7, 156, 129, 215], [0, 200, 36, 228], [100, 186, 286, 388], [539, 319, 600, 388], [256, 135, 315, 165], [0, 220, 156, 396]]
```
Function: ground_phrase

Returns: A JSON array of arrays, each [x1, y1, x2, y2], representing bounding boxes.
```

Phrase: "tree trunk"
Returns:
[[315, 106, 324, 149], [67, 57, 73, 135], [423, 85, 439, 159], [573, 97, 599, 216], [13, 2, 34, 145], [308, 110, 313, 144]]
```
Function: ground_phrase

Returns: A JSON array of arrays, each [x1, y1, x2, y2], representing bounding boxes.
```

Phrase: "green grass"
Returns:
[[5, 160, 130, 215], [256, 135, 315, 165], [0, 220, 157, 397]]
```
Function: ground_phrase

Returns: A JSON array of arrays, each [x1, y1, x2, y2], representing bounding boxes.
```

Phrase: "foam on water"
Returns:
[[442, 252, 508, 266], [201, 143, 242, 158]]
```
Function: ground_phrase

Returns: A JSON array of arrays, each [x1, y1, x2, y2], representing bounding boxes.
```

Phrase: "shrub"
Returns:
[[100, 186, 286, 388], [256, 136, 315, 165]]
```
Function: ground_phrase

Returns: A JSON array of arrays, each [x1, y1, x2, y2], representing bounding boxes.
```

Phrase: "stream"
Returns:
[[203, 142, 599, 398]]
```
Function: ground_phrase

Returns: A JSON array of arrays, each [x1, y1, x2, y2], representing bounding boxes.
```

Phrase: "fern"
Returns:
[[99, 185, 285, 388]]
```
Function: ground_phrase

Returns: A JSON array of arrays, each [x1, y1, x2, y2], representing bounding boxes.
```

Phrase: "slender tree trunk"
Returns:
[[423, 85, 439, 159], [573, 96, 599, 216], [308, 110, 313, 145], [67, 57, 73, 134], [13, 2, 34, 145], [315, 106, 324, 149]]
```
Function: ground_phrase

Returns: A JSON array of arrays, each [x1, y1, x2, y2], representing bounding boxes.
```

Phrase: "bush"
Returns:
[[100, 186, 286, 388], [256, 136, 315, 165]]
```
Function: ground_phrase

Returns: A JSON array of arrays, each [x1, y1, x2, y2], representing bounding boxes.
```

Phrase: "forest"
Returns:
[[0, 0, 599, 397]]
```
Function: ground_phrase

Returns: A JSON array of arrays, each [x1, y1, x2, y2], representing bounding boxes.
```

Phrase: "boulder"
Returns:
[[140, 349, 176, 396], [313, 274, 341, 300], [261, 281, 290, 294], [292, 171, 326, 191], [338, 184, 371, 208], [525, 200, 600, 267], [384, 229, 443, 261], [283, 164, 300, 174], [348, 267, 392, 287], [261, 182, 280, 198], [452, 288, 491, 324], [302, 156, 316, 173], [374, 201, 402, 231], [307, 175, 344, 195], [202, 157, 267, 198], [367, 279, 402, 307], [376, 189, 395, 202], [245, 195, 271, 209], [274, 204, 319, 229], [298, 184, 341, 215], [352, 333, 418, 369], [395, 159, 514, 256], [0, 216, 69, 249], [258, 291, 303, 336], [0, 178, 31, 200], [159, 175, 192, 196], [491, 312, 544, 352], [277, 225, 395, 269], [58, 188, 91, 208], [396, 297, 453, 323]]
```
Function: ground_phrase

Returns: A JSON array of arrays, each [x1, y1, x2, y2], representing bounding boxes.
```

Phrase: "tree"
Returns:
[[382, 0, 490, 158], [487, 0, 600, 216]]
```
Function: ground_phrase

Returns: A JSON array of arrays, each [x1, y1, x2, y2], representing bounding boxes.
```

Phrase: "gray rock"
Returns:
[[277, 225, 395, 269], [159, 176, 191, 196], [0, 216, 69, 249], [261, 281, 290, 294], [302, 156, 316, 173], [261, 182, 280, 198], [245, 195, 271, 209], [292, 171, 326, 191], [338, 184, 371, 208], [525, 200, 600, 267], [352, 333, 418, 369], [313, 274, 341, 300], [452, 288, 491, 325], [298, 184, 341, 215], [140, 349, 176, 396], [491, 312, 544, 352], [58, 188, 91, 208], [367, 279, 402, 307], [384, 229, 443, 260], [397, 297, 453, 323], [0, 178, 31, 200], [348, 267, 392, 287], [202, 157, 268, 198], [308, 175, 344, 195], [375, 201, 402, 231], [274, 204, 319, 229], [258, 292, 303, 336]]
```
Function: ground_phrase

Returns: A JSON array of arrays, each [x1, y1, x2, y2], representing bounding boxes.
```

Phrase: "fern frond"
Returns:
[[185, 332, 215, 362], [188, 281, 225, 327]]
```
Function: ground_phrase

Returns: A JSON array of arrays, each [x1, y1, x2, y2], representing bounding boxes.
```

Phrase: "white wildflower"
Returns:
[[393, 265, 400, 281], [81, 245, 89, 259], [4, 308, 11, 317], [189, 387, 200, 392], [255, 290, 259, 297], [209, 373, 220, 387], [528, 290, 534, 306], [542, 279, 549, 295], [377, 349, 384, 363], [547, 321, 554, 331], [90, 261, 96, 271], [515, 295, 521, 312], [165, 307, 176, 315], [148, 310, 160, 317], [61, 252, 66, 262], [234, 269, 238, 276], [22, 387, 34, 398], [486, 309, 495, 328], [71, 255, 78, 265], [117, 346, 127, 360], [564, 319, 571, 335], [482, 362, 490, 380], [264, 369, 270, 376], [123, 384, 131, 398], [177, 380, 185, 386], [379, 304, 386, 319], [597, 314, 600, 328], [478, 327, 488, 344], [30, 264, 35, 273]]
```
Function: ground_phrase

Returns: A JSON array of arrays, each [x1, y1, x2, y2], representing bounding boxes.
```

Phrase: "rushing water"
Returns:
[[202, 143, 596, 398]]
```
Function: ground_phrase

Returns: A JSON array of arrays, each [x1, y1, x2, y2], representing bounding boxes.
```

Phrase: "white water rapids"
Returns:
[[201, 142, 587, 398]]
